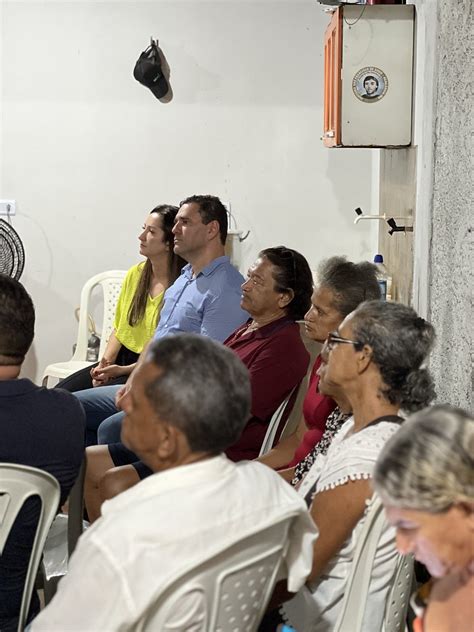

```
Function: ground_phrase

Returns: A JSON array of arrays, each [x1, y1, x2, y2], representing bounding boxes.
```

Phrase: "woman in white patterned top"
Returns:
[[264, 300, 437, 632]]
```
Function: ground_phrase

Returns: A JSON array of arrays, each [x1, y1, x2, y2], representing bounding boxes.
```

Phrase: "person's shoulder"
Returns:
[[209, 258, 244, 285], [235, 459, 297, 491], [40, 387, 86, 420], [125, 262, 145, 280]]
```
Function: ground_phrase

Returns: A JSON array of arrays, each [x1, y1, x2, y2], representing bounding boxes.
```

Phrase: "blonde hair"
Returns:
[[374, 405, 474, 512]]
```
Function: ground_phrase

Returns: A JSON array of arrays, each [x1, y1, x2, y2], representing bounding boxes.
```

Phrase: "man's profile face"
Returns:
[[121, 361, 163, 464], [172, 202, 211, 261], [364, 78, 378, 96]]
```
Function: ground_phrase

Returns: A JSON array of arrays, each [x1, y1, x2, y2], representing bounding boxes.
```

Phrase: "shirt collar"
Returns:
[[0, 378, 37, 397], [235, 316, 294, 340], [182, 256, 230, 280]]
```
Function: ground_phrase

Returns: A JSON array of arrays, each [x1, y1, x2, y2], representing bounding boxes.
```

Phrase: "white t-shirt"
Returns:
[[282, 417, 401, 632], [31, 456, 317, 632]]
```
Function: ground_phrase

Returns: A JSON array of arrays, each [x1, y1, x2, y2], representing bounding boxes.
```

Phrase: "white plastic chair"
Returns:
[[258, 386, 299, 457], [334, 495, 414, 632], [138, 515, 298, 632], [0, 463, 60, 632], [258, 323, 321, 456], [42, 270, 126, 386]]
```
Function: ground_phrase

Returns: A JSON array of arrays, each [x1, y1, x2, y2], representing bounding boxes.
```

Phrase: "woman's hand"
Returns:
[[91, 358, 111, 386], [91, 363, 127, 387]]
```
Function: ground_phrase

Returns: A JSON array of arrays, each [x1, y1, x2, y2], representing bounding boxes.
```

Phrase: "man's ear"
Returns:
[[206, 219, 220, 241], [278, 290, 294, 309], [155, 422, 179, 460]]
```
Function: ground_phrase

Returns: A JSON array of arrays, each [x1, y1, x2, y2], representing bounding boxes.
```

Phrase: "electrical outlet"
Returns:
[[0, 200, 16, 215]]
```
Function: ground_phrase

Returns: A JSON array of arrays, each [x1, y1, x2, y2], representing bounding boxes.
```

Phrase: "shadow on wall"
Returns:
[[21, 344, 38, 383], [19, 275, 78, 384]]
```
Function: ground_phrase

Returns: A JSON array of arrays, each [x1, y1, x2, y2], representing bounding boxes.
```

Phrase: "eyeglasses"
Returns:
[[326, 332, 364, 352]]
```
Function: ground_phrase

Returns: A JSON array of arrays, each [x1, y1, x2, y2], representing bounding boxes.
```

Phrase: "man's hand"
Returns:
[[115, 383, 131, 410]]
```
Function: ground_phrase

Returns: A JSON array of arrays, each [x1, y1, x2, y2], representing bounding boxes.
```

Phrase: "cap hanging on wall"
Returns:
[[133, 37, 169, 99]]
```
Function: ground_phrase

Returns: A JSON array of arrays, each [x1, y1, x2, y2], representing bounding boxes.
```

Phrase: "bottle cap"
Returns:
[[373, 254, 384, 263]]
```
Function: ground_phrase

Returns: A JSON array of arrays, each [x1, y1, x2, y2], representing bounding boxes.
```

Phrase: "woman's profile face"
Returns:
[[138, 213, 168, 258], [322, 313, 360, 389], [385, 505, 474, 578], [304, 285, 343, 343]]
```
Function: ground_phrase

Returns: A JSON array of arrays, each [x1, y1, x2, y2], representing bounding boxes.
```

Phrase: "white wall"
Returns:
[[0, 0, 377, 382]]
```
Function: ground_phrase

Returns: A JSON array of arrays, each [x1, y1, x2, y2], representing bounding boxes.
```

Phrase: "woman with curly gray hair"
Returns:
[[270, 301, 437, 632], [374, 405, 474, 632]]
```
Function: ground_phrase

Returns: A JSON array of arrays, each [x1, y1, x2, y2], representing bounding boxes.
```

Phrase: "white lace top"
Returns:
[[282, 417, 402, 632]]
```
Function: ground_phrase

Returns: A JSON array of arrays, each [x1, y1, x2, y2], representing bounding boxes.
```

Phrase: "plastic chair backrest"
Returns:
[[0, 463, 60, 632], [334, 494, 413, 632], [71, 270, 127, 362], [258, 386, 299, 457], [278, 324, 321, 441], [138, 515, 296, 632], [41, 458, 86, 606]]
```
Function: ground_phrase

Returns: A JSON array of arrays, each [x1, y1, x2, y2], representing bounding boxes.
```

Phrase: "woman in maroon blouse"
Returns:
[[257, 256, 381, 478]]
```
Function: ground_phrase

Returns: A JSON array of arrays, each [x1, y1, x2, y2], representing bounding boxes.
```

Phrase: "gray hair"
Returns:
[[317, 256, 381, 318], [351, 300, 436, 411], [145, 334, 251, 453], [374, 405, 474, 512]]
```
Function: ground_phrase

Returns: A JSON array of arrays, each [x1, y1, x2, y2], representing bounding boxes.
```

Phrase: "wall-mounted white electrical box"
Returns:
[[323, 4, 415, 148], [0, 200, 16, 215]]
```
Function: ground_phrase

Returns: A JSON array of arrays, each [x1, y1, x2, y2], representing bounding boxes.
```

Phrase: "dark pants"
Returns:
[[55, 346, 139, 393]]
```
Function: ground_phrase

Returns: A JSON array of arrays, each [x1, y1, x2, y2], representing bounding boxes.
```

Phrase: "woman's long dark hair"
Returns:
[[128, 205, 185, 327]]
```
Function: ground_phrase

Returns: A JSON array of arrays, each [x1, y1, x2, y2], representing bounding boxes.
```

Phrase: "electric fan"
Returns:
[[0, 219, 25, 280]]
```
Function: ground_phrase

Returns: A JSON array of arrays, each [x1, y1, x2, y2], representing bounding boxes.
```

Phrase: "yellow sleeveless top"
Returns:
[[114, 263, 164, 354]]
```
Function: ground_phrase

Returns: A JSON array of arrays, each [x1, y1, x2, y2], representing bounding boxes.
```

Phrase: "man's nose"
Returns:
[[241, 278, 251, 291]]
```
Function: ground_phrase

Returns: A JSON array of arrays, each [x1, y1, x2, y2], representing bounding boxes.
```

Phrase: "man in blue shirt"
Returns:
[[75, 195, 248, 445]]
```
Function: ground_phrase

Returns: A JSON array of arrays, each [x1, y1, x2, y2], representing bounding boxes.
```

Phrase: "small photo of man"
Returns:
[[362, 75, 379, 99]]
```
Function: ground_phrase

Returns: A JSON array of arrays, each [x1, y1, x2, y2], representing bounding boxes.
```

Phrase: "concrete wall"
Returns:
[[0, 0, 377, 382], [412, 0, 473, 409]]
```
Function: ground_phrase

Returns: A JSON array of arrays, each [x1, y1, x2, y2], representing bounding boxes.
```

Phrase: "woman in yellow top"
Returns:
[[57, 204, 185, 392]]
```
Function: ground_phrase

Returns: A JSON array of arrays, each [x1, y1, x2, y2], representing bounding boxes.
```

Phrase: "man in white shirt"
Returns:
[[31, 334, 316, 631]]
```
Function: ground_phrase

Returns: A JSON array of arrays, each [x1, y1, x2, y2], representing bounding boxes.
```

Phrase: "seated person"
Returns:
[[30, 334, 317, 632], [84, 246, 313, 521], [266, 300, 436, 632], [0, 274, 85, 632], [374, 405, 474, 632], [74, 194, 249, 446], [258, 256, 381, 477], [56, 204, 184, 394]]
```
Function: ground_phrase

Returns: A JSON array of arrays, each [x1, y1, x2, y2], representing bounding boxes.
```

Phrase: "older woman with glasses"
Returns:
[[84, 246, 314, 521], [374, 405, 474, 632], [265, 300, 436, 632]]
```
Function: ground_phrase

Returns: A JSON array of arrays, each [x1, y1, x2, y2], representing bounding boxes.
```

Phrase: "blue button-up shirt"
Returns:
[[154, 256, 249, 343]]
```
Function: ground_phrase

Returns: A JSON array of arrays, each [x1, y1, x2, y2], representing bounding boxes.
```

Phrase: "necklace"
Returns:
[[237, 321, 260, 338]]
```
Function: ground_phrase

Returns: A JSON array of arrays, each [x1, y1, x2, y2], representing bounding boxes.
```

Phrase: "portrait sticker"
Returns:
[[352, 67, 388, 103]]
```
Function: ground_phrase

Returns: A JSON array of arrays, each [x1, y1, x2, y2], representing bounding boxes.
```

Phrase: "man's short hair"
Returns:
[[145, 334, 251, 453], [179, 195, 228, 245], [0, 274, 35, 365]]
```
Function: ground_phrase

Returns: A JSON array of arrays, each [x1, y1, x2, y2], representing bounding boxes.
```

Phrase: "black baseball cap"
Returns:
[[133, 41, 169, 100]]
